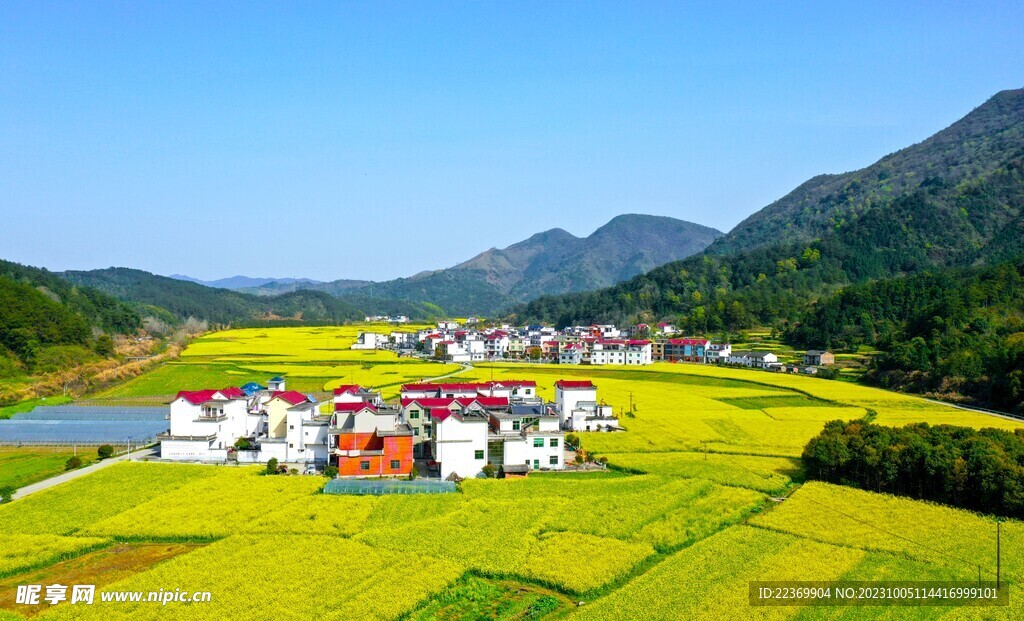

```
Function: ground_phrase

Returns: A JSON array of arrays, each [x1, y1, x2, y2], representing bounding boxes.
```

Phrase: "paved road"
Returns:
[[422, 363, 473, 382], [12, 446, 159, 501]]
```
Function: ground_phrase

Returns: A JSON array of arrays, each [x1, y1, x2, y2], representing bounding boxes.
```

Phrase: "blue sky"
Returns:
[[1, 2, 1022, 281]]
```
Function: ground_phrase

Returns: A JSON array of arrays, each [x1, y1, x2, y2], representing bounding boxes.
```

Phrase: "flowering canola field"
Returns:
[[2, 327, 1021, 619]]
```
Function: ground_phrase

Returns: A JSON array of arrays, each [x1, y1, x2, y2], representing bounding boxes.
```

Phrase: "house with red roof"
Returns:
[[588, 339, 652, 366], [163, 387, 254, 461], [663, 338, 710, 363], [553, 380, 619, 432]]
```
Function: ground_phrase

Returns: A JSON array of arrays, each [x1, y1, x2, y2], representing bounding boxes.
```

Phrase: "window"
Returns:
[[549, 438, 558, 448], [410, 410, 420, 419], [360, 460, 370, 471], [533, 459, 539, 469], [549, 455, 558, 465], [474, 450, 484, 460], [390, 460, 400, 469], [289, 425, 294, 429], [533, 438, 544, 448], [414, 427, 420, 436], [512, 420, 520, 431], [289, 443, 293, 448]]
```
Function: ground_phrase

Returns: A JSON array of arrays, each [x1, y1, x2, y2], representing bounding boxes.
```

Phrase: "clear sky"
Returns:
[[1, 2, 1022, 282]]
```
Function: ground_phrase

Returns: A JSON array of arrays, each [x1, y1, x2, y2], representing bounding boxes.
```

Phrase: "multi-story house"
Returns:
[[803, 350, 835, 366], [588, 340, 652, 365], [329, 400, 413, 476], [559, 343, 583, 365], [162, 387, 250, 461], [705, 343, 732, 364], [663, 338, 709, 363], [553, 379, 619, 431]]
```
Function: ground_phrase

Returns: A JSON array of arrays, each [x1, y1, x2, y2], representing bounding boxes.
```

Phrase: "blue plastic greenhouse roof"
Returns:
[[323, 478, 456, 495], [0, 420, 168, 444], [0, 405, 169, 444]]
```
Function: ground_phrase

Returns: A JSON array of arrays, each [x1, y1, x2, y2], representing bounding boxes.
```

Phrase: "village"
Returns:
[[158, 320, 838, 481], [355, 320, 835, 374], [160, 376, 620, 480]]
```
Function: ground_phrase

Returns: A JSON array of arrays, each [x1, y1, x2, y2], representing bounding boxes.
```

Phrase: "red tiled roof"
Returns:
[[270, 390, 311, 406], [439, 383, 488, 392], [490, 380, 536, 387], [334, 402, 377, 413], [332, 385, 363, 395], [668, 338, 709, 346], [400, 383, 439, 392], [555, 380, 596, 390], [628, 340, 651, 346], [430, 407, 455, 422], [175, 388, 245, 405], [400, 397, 457, 408]]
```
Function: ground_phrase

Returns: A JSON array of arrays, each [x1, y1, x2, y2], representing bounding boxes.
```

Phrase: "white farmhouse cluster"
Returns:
[[398, 379, 620, 480], [161, 376, 329, 466]]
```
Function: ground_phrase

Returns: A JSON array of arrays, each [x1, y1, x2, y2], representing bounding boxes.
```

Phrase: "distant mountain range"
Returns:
[[164, 214, 722, 316], [168, 274, 329, 290]]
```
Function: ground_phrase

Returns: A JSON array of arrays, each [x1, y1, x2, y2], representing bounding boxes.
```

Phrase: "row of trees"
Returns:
[[803, 419, 1024, 519]]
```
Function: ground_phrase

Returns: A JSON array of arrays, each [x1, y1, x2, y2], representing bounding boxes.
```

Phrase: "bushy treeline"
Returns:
[[803, 419, 1024, 519], [790, 261, 1024, 413]]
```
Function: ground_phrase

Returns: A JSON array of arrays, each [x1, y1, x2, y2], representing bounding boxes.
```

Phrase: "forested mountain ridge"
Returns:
[[517, 88, 1024, 329], [710, 88, 1024, 256], [0, 260, 141, 378], [61, 267, 365, 325]]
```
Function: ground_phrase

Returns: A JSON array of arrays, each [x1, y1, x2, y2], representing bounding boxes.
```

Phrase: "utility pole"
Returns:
[[997, 521, 1001, 590]]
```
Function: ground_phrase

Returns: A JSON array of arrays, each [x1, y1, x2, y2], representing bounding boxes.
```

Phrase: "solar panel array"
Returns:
[[0, 405, 170, 445]]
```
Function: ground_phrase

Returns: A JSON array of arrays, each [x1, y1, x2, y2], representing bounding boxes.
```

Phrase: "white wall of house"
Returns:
[[555, 386, 597, 427], [433, 416, 488, 479]]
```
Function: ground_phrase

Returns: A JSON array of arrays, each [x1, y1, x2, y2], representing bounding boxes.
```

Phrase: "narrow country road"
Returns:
[[422, 362, 473, 382], [12, 446, 159, 501]]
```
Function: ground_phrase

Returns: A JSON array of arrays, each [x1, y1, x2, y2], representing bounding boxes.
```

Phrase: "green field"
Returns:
[[0, 326, 1020, 619], [0, 447, 95, 490]]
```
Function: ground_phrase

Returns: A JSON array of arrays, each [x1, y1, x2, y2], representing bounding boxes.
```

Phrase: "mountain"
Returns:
[[516, 88, 1024, 328], [321, 214, 722, 316], [169, 274, 328, 290], [0, 260, 142, 379], [710, 88, 1024, 258], [61, 268, 363, 325]]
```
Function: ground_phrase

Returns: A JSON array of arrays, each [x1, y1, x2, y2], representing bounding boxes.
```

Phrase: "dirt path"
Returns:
[[422, 362, 473, 382]]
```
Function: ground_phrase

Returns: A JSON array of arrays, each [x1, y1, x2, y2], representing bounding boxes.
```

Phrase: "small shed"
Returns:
[[499, 464, 530, 479]]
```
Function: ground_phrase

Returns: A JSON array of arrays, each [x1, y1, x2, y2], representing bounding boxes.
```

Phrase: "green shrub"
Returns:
[[97, 445, 114, 459], [65, 456, 83, 470]]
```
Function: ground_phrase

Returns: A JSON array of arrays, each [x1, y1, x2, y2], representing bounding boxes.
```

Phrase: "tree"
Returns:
[[94, 334, 115, 357], [0, 485, 13, 504], [234, 437, 252, 451], [265, 457, 279, 475], [65, 456, 82, 470], [408, 465, 419, 481], [97, 444, 114, 459], [481, 464, 496, 478], [323, 465, 338, 478]]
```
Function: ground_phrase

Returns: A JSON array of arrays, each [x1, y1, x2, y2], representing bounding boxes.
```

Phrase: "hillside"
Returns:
[[0, 260, 142, 381], [518, 89, 1024, 329], [324, 214, 721, 315], [61, 268, 364, 325], [711, 88, 1024, 256]]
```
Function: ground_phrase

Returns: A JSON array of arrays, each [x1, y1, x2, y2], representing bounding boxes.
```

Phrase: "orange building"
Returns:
[[331, 428, 413, 477]]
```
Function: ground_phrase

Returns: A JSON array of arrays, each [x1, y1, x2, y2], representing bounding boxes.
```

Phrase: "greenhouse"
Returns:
[[323, 478, 456, 496], [0, 405, 169, 445]]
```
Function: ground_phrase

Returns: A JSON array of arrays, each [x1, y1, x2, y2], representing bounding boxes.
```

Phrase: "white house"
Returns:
[[705, 343, 732, 364], [553, 379, 619, 432], [488, 405, 564, 471], [559, 343, 583, 365], [352, 332, 384, 350], [430, 409, 490, 480], [161, 387, 250, 461], [588, 340, 652, 366], [728, 351, 779, 368]]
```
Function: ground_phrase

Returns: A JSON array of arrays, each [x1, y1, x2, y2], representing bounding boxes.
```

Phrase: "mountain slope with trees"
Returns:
[[514, 89, 1024, 412]]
